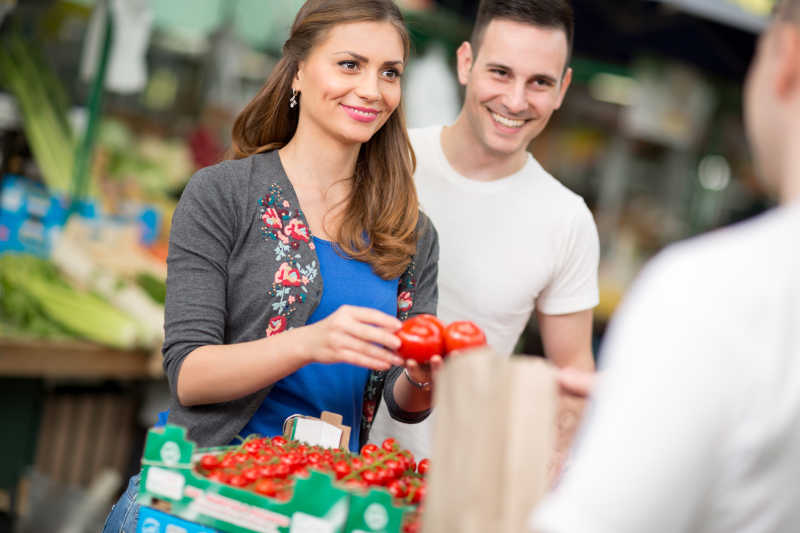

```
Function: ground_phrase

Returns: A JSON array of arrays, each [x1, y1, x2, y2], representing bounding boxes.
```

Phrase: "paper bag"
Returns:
[[422, 347, 557, 533]]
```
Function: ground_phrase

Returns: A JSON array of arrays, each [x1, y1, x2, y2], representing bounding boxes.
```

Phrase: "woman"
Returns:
[[102, 0, 439, 530]]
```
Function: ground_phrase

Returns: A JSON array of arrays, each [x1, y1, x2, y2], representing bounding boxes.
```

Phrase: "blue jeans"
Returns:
[[102, 473, 140, 533]]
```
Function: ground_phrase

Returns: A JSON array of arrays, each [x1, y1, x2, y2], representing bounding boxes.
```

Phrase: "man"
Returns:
[[531, 1, 800, 531], [370, 0, 598, 460]]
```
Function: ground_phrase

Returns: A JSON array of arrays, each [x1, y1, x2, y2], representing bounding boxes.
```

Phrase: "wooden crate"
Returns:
[[33, 389, 138, 487]]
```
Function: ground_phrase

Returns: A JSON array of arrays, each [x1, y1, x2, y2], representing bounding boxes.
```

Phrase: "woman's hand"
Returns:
[[301, 305, 405, 370], [403, 355, 444, 388]]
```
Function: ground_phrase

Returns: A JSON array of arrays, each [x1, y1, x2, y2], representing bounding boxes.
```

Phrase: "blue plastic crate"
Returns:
[[138, 506, 220, 533]]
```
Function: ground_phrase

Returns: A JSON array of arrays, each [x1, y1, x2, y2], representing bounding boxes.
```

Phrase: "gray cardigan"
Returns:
[[162, 150, 438, 447]]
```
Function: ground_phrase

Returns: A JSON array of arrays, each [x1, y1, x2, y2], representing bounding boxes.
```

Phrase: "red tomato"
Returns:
[[199, 454, 220, 470], [411, 483, 426, 503], [206, 469, 229, 483], [244, 441, 261, 454], [361, 469, 379, 485], [333, 461, 351, 480], [361, 443, 379, 456], [417, 458, 430, 475], [243, 467, 261, 483], [443, 321, 486, 354], [271, 435, 287, 447], [396, 315, 445, 363], [254, 478, 277, 497], [384, 459, 402, 478], [274, 464, 290, 478], [388, 479, 408, 498], [381, 438, 396, 452], [306, 452, 322, 465], [227, 474, 249, 487]]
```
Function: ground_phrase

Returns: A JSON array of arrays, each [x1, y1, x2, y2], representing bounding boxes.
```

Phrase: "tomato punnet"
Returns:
[[396, 314, 445, 363], [443, 321, 487, 354]]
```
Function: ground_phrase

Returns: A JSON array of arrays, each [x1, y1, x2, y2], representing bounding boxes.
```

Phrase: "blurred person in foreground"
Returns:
[[370, 0, 599, 464], [102, 0, 441, 530], [532, 1, 800, 531]]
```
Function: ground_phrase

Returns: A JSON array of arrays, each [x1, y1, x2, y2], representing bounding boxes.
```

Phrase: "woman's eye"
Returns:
[[339, 60, 358, 71], [383, 69, 401, 80]]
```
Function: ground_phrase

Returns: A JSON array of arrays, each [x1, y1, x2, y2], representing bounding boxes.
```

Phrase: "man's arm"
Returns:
[[536, 308, 595, 484]]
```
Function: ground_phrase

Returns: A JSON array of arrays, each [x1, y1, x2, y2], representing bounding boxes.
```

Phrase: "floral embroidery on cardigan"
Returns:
[[258, 179, 420, 445], [259, 183, 319, 336]]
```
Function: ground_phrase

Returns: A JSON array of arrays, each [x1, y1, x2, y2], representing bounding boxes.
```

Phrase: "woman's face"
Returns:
[[293, 21, 405, 146]]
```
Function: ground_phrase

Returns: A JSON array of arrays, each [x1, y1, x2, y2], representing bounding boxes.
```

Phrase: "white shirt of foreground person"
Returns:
[[368, 125, 599, 460], [531, 202, 800, 533]]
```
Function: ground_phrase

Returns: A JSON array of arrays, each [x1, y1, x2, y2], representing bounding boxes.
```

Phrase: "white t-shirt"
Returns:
[[369, 125, 599, 459], [531, 203, 800, 533]]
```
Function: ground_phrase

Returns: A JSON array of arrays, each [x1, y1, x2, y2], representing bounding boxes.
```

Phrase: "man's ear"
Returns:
[[555, 67, 573, 110], [775, 24, 800, 100], [455, 41, 474, 86]]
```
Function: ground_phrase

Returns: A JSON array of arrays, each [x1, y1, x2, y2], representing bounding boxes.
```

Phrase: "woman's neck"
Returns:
[[279, 122, 360, 192], [278, 122, 360, 239]]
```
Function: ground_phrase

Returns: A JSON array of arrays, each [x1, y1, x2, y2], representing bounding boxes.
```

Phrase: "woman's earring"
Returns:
[[289, 89, 298, 109]]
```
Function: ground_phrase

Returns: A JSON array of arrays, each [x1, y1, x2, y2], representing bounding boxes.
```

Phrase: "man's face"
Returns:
[[456, 19, 572, 159]]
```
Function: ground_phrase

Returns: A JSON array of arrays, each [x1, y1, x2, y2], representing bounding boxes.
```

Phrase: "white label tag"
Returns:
[[292, 418, 342, 449], [145, 466, 185, 501], [290, 512, 336, 533]]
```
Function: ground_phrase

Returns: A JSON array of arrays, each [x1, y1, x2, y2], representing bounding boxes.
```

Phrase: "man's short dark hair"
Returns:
[[777, 0, 800, 22], [469, 0, 574, 62]]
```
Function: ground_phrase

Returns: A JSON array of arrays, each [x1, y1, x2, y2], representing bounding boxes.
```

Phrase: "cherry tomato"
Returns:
[[243, 467, 261, 483], [417, 458, 430, 476], [271, 435, 287, 447], [384, 459, 401, 479], [333, 461, 351, 480], [274, 464, 290, 478], [411, 484, 426, 503], [244, 441, 262, 454], [443, 321, 486, 354], [199, 454, 220, 470], [381, 438, 396, 452], [254, 478, 277, 497], [388, 479, 408, 498], [396, 315, 445, 363], [361, 469, 379, 485], [306, 452, 322, 465], [361, 443, 379, 456], [227, 474, 249, 487], [206, 469, 229, 483]]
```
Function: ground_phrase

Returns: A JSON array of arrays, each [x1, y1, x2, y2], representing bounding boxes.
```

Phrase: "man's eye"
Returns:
[[491, 69, 508, 77]]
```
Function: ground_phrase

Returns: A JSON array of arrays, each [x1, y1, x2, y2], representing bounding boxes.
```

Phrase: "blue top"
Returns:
[[237, 236, 399, 452]]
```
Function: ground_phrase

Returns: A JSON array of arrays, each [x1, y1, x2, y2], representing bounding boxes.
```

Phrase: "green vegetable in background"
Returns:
[[135, 272, 167, 305], [0, 35, 76, 195], [0, 254, 140, 350]]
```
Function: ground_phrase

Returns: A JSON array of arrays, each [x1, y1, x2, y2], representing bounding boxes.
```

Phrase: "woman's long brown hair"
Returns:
[[229, 0, 418, 280]]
